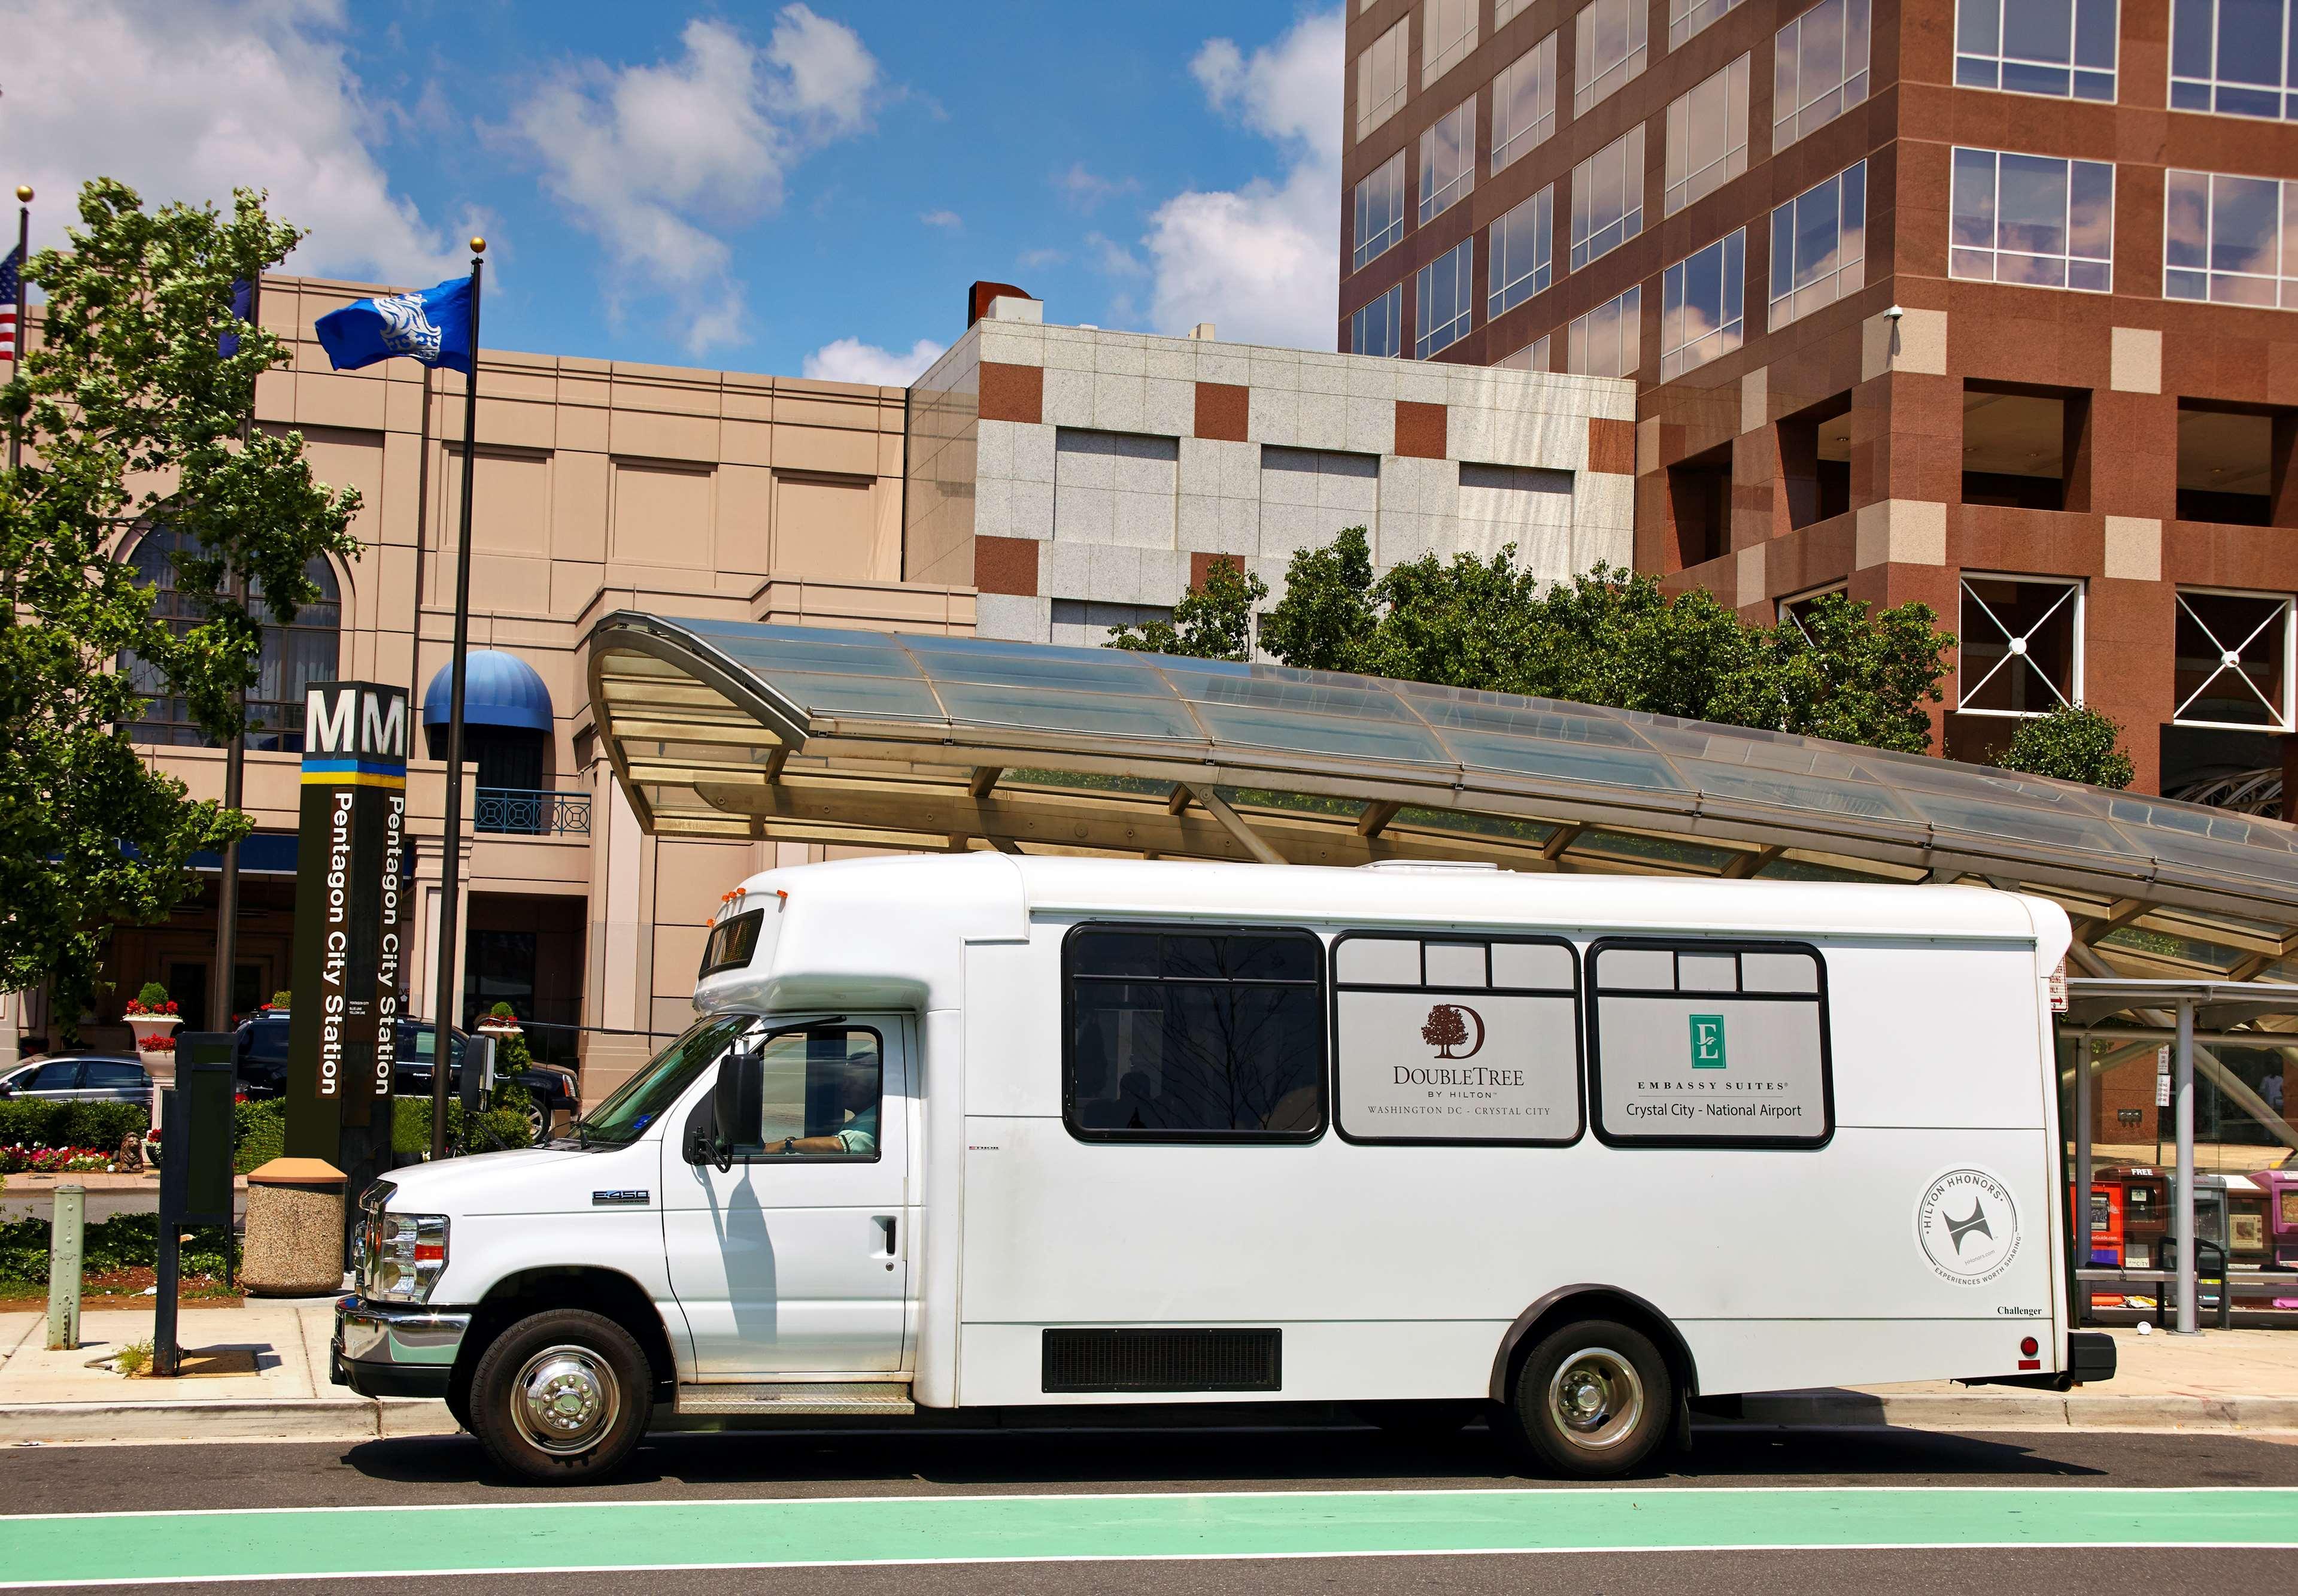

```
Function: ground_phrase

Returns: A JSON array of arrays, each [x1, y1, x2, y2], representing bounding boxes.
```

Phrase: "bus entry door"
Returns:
[[662, 1020, 911, 1379]]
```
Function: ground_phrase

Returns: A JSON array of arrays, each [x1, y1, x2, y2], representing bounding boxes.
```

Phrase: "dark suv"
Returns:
[[232, 1013, 578, 1137]]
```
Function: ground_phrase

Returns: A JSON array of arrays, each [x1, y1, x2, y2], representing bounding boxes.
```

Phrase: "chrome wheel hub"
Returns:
[[1546, 1347, 1644, 1451], [509, 1345, 620, 1455]]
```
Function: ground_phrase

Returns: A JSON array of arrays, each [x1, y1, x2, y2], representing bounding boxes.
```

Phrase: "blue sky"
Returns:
[[8, 1, 1344, 381]]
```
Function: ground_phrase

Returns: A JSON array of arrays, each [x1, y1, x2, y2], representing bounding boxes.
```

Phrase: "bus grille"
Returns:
[[1040, 1328, 1282, 1394]]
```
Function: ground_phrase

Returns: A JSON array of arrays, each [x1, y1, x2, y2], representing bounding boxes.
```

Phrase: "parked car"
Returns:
[[0, 1054, 154, 1106], [232, 1012, 576, 1137]]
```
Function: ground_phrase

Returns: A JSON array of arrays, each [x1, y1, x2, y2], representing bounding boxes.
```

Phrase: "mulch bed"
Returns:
[[0, 1267, 242, 1309]]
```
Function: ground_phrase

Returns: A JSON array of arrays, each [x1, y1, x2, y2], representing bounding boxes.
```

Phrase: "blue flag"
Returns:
[[218, 278, 253, 358], [314, 274, 473, 373]]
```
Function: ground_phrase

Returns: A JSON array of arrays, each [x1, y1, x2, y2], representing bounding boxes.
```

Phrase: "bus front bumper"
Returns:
[[330, 1295, 468, 1400]]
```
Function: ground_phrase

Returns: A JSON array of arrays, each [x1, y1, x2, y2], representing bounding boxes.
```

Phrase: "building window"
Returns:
[[1779, 582, 1851, 639], [1958, 574, 2083, 718], [1497, 0, 1534, 25], [1662, 230, 1747, 380], [1489, 186, 1555, 319], [1768, 160, 1866, 331], [1570, 124, 1647, 271], [1054, 429, 1179, 547], [1331, 933, 1583, 1146], [1956, 0, 2117, 100], [1416, 239, 1477, 357], [1353, 151, 1406, 271], [2175, 589, 2294, 730], [124, 527, 341, 752], [2166, 169, 2298, 307], [1573, 0, 1650, 118], [1569, 284, 1643, 380], [1064, 924, 1326, 1142], [1950, 148, 2115, 293], [1774, 0, 1871, 148], [1587, 940, 1833, 1149], [1419, 98, 1477, 224], [1665, 54, 1752, 217], [1356, 17, 1410, 141], [1498, 335, 1553, 371], [1424, 0, 1479, 86], [1351, 283, 1404, 357], [1491, 33, 1559, 174], [1671, 0, 1747, 50], [2171, 0, 2298, 121]]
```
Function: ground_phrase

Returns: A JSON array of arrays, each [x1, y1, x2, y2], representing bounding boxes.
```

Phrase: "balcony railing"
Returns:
[[474, 788, 592, 836]]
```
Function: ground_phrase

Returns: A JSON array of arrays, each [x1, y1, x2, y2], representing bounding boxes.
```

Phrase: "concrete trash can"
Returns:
[[240, 1157, 347, 1297]]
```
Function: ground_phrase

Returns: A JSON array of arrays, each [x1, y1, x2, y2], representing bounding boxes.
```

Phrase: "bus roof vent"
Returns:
[[1358, 859, 1501, 873]]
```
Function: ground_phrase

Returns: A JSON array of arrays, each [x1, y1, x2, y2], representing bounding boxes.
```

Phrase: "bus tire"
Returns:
[[1507, 1318, 1672, 1478], [468, 1309, 652, 1484]]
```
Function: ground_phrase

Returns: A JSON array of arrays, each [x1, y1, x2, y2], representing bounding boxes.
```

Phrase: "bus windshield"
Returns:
[[574, 1014, 757, 1146]]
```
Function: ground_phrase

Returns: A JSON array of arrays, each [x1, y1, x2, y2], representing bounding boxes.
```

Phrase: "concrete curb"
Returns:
[[0, 1398, 460, 1446], [1735, 1391, 2298, 1432], [4, 1391, 2297, 1446]]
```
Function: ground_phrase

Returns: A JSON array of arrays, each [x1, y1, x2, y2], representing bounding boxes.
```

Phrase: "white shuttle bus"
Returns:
[[334, 853, 2115, 1482]]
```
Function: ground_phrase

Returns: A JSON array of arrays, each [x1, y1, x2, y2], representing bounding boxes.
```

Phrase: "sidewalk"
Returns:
[[4, 1310, 2297, 1446], [0, 1301, 452, 1443]]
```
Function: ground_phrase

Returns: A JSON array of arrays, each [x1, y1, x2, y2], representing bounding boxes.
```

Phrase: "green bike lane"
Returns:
[[7, 1485, 2297, 1587]]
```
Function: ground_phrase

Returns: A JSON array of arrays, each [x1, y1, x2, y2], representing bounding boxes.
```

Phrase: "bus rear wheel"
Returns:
[[468, 1309, 652, 1483], [1507, 1318, 1671, 1478]]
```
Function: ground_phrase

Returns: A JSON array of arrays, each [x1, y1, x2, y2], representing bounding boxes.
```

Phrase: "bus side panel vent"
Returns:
[[1041, 1327, 1282, 1394]]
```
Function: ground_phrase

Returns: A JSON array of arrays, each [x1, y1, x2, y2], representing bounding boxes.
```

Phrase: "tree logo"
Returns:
[[1421, 1003, 1485, 1058]]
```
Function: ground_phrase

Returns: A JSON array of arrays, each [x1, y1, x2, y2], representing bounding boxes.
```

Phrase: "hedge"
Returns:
[[230, 1091, 531, 1173], [0, 1099, 147, 1152], [0, 1213, 235, 1289]]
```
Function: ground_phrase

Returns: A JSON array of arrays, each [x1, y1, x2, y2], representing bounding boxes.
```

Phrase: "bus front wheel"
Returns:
[[1507, 1318, 1672, 1478], [468, 1309, 652, 1483]]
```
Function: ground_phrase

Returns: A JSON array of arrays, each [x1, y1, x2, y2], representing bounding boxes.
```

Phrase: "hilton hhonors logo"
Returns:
[[1917, 1167, 2023, 1285]]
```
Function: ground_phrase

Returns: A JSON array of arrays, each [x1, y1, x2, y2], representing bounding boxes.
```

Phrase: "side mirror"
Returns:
[[706, 1049, 763, 1173]]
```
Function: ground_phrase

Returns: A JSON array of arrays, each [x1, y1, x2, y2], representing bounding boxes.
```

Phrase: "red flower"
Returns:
[[165, 1000, 178, 1014]]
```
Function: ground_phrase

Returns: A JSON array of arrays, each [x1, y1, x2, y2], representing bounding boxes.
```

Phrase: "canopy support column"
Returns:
[[2173, 997, 2198, 1336]]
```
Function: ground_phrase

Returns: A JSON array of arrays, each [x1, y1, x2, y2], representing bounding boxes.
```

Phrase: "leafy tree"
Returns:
[[1995, 703, 2136, 789], [1240, 527, 1951, 753], [1106, 555, 1268, 662], [0, 179, 362, 1038]]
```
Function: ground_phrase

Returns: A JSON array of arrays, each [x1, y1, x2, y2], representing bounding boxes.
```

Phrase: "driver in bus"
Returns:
[[770, 1057, 879, 1157]]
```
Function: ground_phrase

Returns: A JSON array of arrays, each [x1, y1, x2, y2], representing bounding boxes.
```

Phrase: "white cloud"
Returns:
[[1017, 247, 1068, 269], [1054, 162, 1138, 213], [1085, 231, 1146, 277], [803, 336, 946, 386], [506, 8, 881, 354], [919, 208, 963, 229], [1143, 9, 1343, 351], [2, 0, 465, 285]]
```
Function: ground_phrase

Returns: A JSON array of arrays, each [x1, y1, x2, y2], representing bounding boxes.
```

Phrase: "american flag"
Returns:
[[0, 244, 19, 362]]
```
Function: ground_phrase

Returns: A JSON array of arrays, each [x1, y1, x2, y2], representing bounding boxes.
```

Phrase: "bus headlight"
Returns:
[[362, 1207, 450, 1303]]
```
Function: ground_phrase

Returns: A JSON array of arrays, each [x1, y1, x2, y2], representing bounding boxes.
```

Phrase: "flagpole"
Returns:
[[210, 272, 259, 1039], [8, 186, 28, 472], [432, 239, 484, 1163]]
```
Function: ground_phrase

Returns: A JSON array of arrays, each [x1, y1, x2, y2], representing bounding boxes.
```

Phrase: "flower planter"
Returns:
[[127, 1015, 180, 1087]]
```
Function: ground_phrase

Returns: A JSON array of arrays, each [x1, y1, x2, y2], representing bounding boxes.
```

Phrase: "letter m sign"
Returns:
[[1689, 1014, 1727, 1070], [306, 685, 357, 755], [305, 682, 410, 763]]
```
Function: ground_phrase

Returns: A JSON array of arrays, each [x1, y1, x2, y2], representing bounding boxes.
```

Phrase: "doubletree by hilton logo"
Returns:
[[1421, 1002, 1486, 1059]]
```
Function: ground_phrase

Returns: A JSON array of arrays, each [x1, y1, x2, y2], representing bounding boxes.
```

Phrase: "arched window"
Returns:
[[124, 527, 342, 751]]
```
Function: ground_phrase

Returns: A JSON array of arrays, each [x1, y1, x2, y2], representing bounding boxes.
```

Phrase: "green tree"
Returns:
[[1147, 526, 1953, 754], [1994, 703, 2136, 788], [0, 179, 362, 1037], [1106, 556, 1268, 662]]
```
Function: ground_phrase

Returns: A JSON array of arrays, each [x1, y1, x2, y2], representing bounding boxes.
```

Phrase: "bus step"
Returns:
[[675, 1382, 915, 1416]]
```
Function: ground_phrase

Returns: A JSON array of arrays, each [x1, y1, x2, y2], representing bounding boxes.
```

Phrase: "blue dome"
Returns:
[[421, 649, 553, 733]]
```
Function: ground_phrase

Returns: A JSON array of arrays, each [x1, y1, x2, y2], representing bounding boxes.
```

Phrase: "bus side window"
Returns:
[[1063, 923, 1326, 1143], [1586, 940, 1833, 1148]]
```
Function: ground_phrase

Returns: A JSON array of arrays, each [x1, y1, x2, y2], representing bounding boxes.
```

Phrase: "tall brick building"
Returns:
[[1340, 0, 2298, 800]]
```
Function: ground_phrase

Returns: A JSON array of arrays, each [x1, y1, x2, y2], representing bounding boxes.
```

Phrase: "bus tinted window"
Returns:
[[1332, 933, 1583, 1145], [1587, 940, 1832, 1147], [1065, 925, 1325, 1142], [699, 909, 764, 979]]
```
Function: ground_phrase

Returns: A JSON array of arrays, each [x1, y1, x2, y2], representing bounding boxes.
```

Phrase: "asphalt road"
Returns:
[[4, 1423, 2295, 1592]]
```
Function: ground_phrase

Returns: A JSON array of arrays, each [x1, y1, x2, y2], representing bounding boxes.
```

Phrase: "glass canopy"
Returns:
[[587, 612, 2298, 976]]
